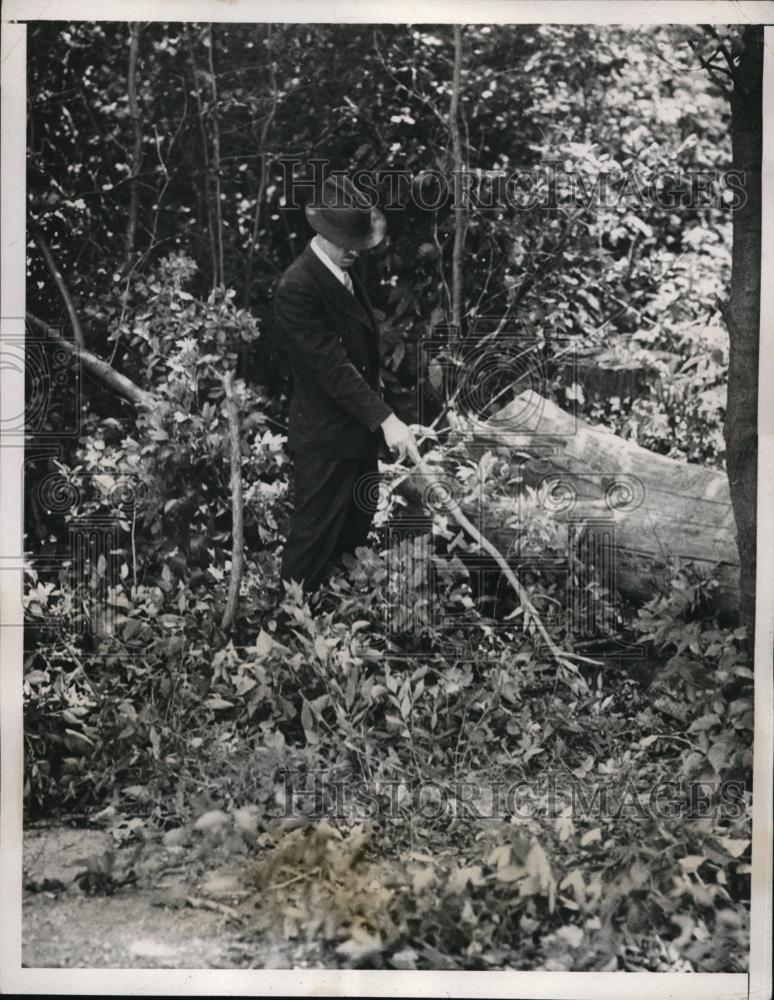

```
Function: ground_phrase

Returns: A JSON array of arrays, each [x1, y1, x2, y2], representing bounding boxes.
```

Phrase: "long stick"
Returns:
[[206, 23, 225, 288], [449, 24, 465, 336], [404, 440, 601, 671], [123, 22, 143, 274], [30, 227, 86, 349], [221, 372, 245, 630], [184, 25, 218, 289], [244, 24, 278, 307]]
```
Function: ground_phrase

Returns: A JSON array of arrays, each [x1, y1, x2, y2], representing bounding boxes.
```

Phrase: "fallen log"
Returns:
[[401, 390, 739, 617]]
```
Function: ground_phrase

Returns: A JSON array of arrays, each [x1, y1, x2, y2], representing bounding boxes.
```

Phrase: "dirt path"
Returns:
[[22, 825, 303, 969]]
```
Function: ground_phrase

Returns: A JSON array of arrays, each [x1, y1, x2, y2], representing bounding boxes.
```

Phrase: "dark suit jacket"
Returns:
[[274, 242, 393, 458]]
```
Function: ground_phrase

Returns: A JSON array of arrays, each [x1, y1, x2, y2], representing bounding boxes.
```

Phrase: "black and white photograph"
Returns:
[[1, 1, 772, 996]]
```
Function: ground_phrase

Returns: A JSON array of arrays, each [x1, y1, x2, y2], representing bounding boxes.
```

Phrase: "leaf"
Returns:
[[254, 629, 274, 658], [556, 924, 584, 948], [158, 613, 182, 628], [390, 946, 418, 970], [715, 837, 750, 859], [688, 712, 721, 733], [580, 827, 602, 846], [559, 869, 585, 899], [149, 726, 161, 760], [194, 810, 229, 832], [163, 827, 188, 848], [410, 864, 436, 894], [229, 808, 258, 843], [496, 863, 525, 884], [487, 843, 511, 869], [205, 697, 234, 710], [301, 699, 318, 744], [233, 674, 257, 696], [448, 865, 485, 892], [707, 740, 730, 774], [64, 728, 94, 751], [121, 784, 150, 801], [526, 841, 553, 884], [93, 474, 116, 494], [523, 842, 556, 911], [428, 359, 444, 392], [335, 927, 383, 962]]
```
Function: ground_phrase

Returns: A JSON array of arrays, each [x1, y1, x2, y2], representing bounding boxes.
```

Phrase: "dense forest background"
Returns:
[[22, 22, 757, 972]]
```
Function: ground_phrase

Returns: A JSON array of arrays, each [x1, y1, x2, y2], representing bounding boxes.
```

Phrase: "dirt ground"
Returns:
[[21, 825, 306, 969]]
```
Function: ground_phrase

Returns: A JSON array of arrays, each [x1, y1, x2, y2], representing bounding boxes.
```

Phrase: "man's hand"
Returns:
[[381, 413, 419, 462]]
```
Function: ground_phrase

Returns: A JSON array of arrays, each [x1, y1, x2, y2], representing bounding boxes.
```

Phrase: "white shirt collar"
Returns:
[[310, 236, 350, 288]]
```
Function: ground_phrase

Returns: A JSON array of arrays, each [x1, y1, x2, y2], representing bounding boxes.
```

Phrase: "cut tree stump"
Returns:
[[401, 390, 739, 617]]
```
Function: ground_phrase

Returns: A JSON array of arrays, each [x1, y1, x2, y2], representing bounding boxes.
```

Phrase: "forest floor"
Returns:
[[22, 825, 319, 969]]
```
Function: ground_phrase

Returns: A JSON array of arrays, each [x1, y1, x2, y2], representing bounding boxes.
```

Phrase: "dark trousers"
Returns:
[[280, 451, 379, 593]]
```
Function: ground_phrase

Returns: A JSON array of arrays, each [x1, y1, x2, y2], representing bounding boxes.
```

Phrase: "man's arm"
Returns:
[[275, 276, 392, 432]]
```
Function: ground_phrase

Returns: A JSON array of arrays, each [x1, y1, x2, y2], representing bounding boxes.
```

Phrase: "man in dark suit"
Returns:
[[274, 175, 416, 593]]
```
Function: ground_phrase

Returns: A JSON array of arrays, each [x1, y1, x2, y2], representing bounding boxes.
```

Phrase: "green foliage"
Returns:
[[28, 23, 732, 432]]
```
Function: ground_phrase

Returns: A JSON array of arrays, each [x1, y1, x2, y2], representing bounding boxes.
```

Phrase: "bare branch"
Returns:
[[449, 24, 465, 337], [244, 24, 279, 306], [26, 311, 154, 408], [404, 442, 601, 674], [221, 371, 245, 631], [184, 24, 218, 288], [30, 226, 86, 349], [207, 23, 225, 288], [687, 33, 734, 97], [123, 22, 143, 274], [372, 29, 448, 127]]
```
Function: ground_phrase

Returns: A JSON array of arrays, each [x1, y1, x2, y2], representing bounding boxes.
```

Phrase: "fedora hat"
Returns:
[[305, 175, 386, 251]]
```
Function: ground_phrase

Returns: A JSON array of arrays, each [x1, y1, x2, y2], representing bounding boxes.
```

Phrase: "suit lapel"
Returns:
[[302, 244, 372, 329]]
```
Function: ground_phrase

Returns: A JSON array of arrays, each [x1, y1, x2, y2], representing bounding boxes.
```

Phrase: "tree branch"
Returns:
[[123, 21, 143, 274], [449, 24, 465, 337], [221, 371, 245, 631], [184, 24, 218, 289], [688, 32, 735, 98], [26, 311, 154, 409], [206, 23, 225, 288], [403, 441, 601, 674], [244, 24, 279, 307], [30, 226, 86, 350]]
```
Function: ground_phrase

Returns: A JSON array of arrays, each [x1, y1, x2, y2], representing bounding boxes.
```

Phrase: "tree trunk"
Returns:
[[221, 372, 245, 631], [30, 227, 86, 349], [206, 23, 225, 289], [243, 24, 278, 307], [27, 312, 154, 408], [724, 25, 762, 642], [123, 22, 143, 275], [185, 25, 218, 290], [449, 24, 465, 336], [401, 391, 740, 618]]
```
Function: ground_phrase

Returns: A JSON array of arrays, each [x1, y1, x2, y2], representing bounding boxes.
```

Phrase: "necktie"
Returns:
[[343, 272, 354, 295]]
